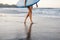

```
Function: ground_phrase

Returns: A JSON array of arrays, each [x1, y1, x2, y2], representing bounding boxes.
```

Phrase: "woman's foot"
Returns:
[[31, 22, 33, 24], [24, 21, 26, 24]]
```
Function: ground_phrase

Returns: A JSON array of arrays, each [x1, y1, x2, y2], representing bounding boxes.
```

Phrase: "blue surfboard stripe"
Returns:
[[17, 0, 40, 8]]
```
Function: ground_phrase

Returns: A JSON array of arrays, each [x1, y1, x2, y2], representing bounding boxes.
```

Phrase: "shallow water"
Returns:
[[0, 8, 60, 16], [0, 8, 60, 40]]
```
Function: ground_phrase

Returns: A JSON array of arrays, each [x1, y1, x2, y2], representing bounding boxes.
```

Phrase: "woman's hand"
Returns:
[[36, 3, 38, 7], [24, 0, 26, 7]]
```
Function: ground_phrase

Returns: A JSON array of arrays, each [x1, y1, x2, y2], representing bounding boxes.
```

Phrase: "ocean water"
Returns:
[[0, 8, 60, 17], [0, 8, 60, 40]]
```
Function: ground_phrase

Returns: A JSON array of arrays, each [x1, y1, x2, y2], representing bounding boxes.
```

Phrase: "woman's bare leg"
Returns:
[[24, 7, 30, 23], [24, 12, 29, 23], [24, 6, 33, 23], [28, 6, 33, 23]]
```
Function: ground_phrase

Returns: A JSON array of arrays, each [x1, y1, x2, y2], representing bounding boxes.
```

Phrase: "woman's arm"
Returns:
[[36, 3, 38, 7], [24, 0, 26, 6]]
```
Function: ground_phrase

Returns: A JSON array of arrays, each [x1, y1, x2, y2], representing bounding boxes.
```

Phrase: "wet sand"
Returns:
[[0, 13, 60, 40]]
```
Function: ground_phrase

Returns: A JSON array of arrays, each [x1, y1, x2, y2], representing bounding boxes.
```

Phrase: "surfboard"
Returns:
[[16, 0, 40, 8]]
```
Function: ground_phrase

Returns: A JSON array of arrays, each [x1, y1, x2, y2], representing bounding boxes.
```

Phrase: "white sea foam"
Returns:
[[0, 8, 60, 18]]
